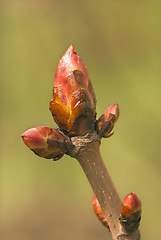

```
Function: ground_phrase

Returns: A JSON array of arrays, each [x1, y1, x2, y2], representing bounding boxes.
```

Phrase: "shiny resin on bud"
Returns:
[[21, 127, 67, 160], [96, 104, 119, 138], [120, 192, 141, 233], [50, 45, 96, 136], [93, 195, 110, 230]]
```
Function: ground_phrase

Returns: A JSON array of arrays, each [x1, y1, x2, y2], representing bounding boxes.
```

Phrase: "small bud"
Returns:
[[93, 195, 110, 230], [120, 192, 141, 233], [50, 45, 96, 136], [21, 127, 67, 160], [97, 104, 119, 138]]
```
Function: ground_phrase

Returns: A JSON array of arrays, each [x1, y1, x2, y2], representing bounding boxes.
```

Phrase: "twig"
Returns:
[[67, 132, 140, 240]]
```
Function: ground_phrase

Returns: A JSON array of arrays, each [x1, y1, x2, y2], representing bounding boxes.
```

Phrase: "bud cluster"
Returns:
[[22, 45, 119, 160]]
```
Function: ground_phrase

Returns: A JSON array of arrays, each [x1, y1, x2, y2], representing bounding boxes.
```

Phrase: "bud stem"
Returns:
[[67, 132, 140, 240]]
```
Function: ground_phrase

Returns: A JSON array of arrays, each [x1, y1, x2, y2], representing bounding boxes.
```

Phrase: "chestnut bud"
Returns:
[[120, 192, 141, 232], [22, 127, 67, 160], [50, 45, 96, 136]]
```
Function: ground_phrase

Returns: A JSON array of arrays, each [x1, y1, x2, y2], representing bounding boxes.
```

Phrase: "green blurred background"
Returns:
[[1, 0, 161, 239]]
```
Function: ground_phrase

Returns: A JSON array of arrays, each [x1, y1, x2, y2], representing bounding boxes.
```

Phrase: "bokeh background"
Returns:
[[1, 0, 161, 239]]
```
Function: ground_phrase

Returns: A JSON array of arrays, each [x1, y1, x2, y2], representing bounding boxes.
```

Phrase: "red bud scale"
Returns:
[[22, 127, 67, 160], [96, 104, 119, 138], [93, 195, 110, 230], [50, 45, 96, 136], [120, 192, 141, 233]]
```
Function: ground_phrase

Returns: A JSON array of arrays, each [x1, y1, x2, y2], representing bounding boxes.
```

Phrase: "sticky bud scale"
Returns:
[[93, 195, 110, 230], [96, 104, 119, 138], [21, 127, 67, 160], [50, 45, 96, 136], [120, 192, 141, 233]]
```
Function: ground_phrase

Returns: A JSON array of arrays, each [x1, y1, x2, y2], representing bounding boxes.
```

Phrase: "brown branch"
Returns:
[[67, 132, 140, 240]]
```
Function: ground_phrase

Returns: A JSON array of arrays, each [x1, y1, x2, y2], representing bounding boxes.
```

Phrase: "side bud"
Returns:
[[96, 104, 119, 138], [120, 192, 141, 233], [93, 195, 110, 230], [50, 45, 96, 136], [21, 127, 68, 160]]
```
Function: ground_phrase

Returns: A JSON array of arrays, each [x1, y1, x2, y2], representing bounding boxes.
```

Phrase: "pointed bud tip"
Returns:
[[21, 128, 47, 149], [65, 44, 77, 55], [93, 195, 98, 205], [106, 104, 119, 120]]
